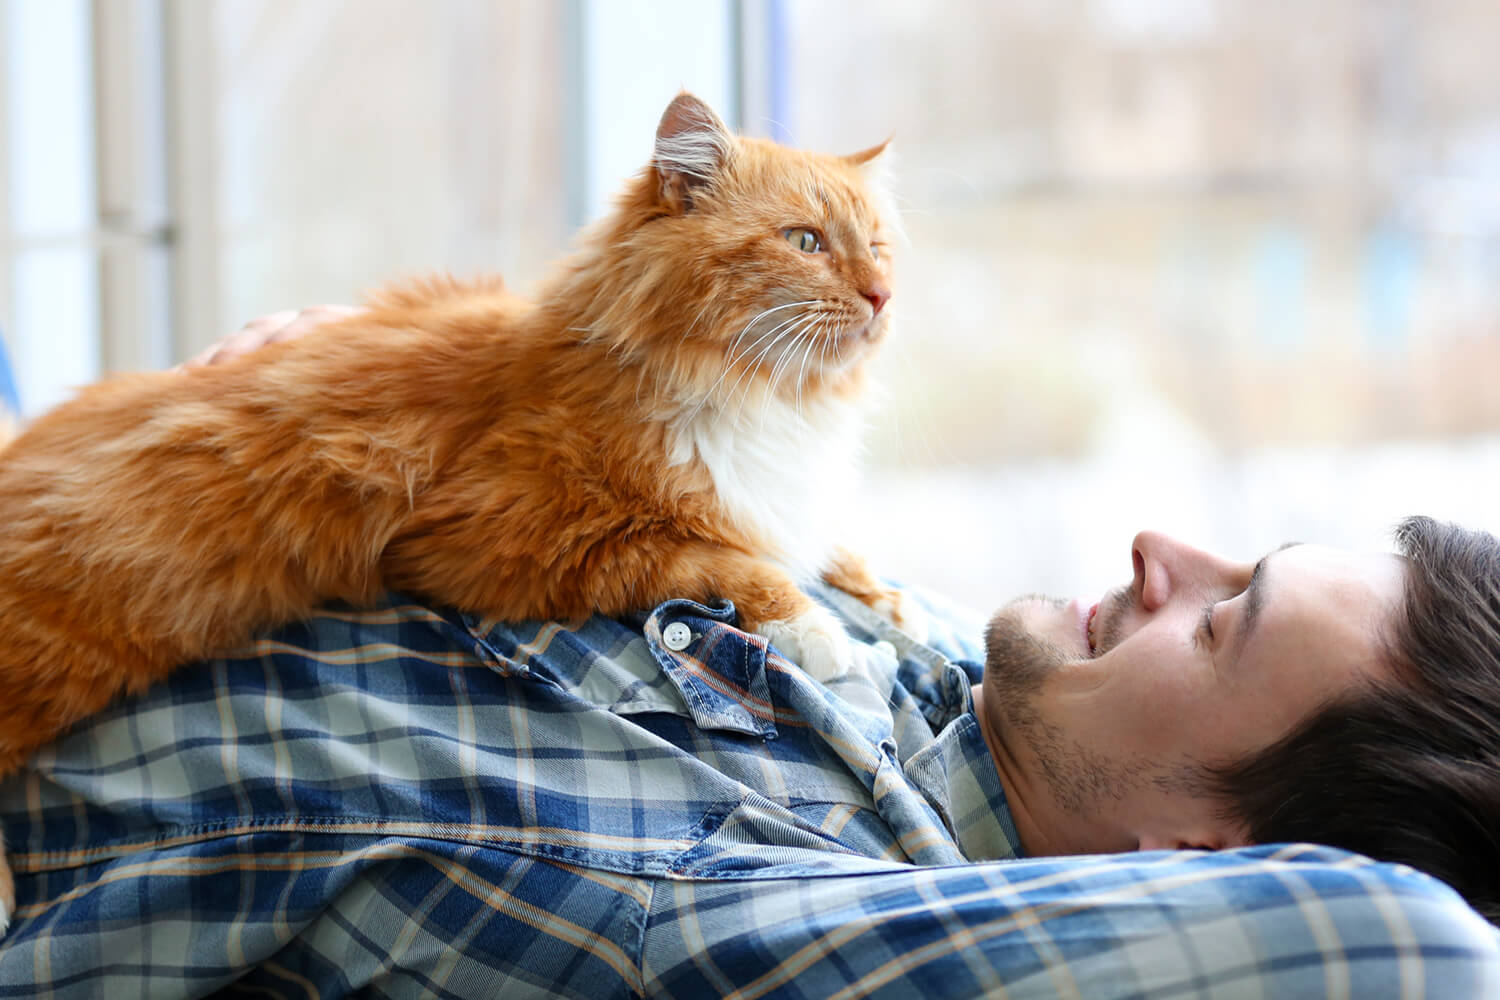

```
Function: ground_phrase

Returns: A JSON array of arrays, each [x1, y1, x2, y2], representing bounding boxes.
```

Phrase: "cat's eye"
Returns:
[[784, 228, 822, 254], [870, 242, 883, 260]]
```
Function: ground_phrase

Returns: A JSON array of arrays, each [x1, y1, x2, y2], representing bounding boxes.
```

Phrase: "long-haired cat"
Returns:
[[0, 93, 919, 927]]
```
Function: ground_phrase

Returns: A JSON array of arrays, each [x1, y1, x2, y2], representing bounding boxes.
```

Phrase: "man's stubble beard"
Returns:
[[983, 598, 1154, 818]]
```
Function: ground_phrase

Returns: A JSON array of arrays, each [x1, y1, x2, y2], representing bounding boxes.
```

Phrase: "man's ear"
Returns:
[[1139, 834, 1218, 852], [652, 92, 734, 213], [1138, 823, 1251, 853]]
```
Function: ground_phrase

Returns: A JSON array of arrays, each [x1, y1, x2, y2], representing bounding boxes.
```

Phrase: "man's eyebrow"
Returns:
[[1237, 541, 1301, 653]]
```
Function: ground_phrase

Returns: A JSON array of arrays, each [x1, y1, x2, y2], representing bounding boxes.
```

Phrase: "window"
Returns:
[[785, 1, 1500, 604], [3, 1, 1495, 605]]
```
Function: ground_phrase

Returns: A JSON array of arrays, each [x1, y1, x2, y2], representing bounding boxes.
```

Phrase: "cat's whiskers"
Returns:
[[808, 321, 833, 425], [784, 310, 835, 397], [782, 328, 818, 428], [762, 320, 820, 429], [819, 314, 836, 371], [700, 300, 817, 401], [727, 300, 818, 353], [762, 324, 809, 409], [766, 313, 819, 392], [682, 306, 814, 429], [806, 316, 837, 424], [731, 316, 815, 423], [720, 311, 818, 417], [793, 319, 821, 422], [730, 314, 819, 429], [718, 303, 817, 389]]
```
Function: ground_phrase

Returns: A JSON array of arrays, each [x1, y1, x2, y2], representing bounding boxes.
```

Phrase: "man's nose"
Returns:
[[1130, 530, 1237, 612], [1131, 531, 1174, 612]]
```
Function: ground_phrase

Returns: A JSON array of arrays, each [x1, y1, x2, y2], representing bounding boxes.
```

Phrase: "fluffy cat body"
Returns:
[[0, 95, 917, 928], [671, 387, 863, 583]]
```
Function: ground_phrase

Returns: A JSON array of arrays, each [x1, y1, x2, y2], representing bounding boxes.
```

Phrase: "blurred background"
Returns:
[[2, 0, 1497, 610]]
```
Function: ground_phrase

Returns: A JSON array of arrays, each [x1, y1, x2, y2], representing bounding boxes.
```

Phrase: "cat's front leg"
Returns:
[[821, 546, 931, 643], [639, 545, 857, 682], [753, 604, 854, 683], [0, 833, 11, 935]]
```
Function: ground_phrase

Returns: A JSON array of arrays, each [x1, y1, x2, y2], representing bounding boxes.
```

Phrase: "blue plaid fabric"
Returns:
[[0, 582, 1496, 997]]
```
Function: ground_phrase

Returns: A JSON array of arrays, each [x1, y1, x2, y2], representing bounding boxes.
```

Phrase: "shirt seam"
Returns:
[[7, 815, 703, 873]]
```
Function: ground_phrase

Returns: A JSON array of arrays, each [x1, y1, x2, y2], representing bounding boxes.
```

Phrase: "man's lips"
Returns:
[[1085, 602, 1101, 655]]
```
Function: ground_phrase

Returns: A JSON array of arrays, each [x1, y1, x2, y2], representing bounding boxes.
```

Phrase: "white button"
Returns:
[[872, 640, 898, 659], [662, 622, 693, 651]]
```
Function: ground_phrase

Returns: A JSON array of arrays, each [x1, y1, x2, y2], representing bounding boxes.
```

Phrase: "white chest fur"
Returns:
[[667, 392, 864, 584]]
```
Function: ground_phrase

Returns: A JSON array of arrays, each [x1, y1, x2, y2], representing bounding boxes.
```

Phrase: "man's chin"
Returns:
[[983, 602, 1070, 705], [996, 594, 1066, 630]]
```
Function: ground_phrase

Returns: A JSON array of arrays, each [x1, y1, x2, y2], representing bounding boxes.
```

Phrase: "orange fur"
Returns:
[[0, 95, 900, 917], [0, 93, 900, 929], [823, 546, 924, 630], [0, 94, 899, 773]]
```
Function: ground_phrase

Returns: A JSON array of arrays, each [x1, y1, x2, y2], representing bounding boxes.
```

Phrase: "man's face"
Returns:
[[976, 531, 1407, 856]]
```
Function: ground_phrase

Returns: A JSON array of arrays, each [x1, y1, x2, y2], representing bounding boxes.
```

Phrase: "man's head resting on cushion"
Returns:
[[974, 516, 1500, 923]]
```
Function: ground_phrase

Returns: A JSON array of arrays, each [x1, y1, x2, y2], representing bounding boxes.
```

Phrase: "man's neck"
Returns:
[[970, 682, 1117, 857], [971, 683, 1052, 856]]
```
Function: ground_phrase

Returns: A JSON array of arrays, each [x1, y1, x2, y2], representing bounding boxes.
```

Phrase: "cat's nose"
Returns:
[[861, 283, 891, 316]]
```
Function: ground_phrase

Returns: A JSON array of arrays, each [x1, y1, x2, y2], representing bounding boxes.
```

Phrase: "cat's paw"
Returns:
[[0, 850, 13, 939], [757, 605, 854, 682], [870, 589, 931, 645]]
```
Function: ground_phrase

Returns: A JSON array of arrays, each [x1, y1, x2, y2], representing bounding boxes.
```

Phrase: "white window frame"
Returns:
[[1, 0, 174, 414], [0, 0, 792, 411], [569, 0, 788, 227]]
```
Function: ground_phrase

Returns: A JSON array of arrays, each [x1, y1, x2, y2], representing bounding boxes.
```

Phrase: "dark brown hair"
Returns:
[[1206, 516, 1500, 922]]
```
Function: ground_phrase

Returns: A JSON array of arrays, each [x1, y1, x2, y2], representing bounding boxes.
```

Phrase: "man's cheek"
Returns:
[[1097, 655, 1203, 749]]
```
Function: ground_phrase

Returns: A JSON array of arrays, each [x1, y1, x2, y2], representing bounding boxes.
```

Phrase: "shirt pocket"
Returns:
[[469, 599, 779, 739], [670, 791, 905, 878]]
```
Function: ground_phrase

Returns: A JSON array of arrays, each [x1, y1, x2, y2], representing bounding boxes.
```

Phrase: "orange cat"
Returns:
[[0, 93, 920, 925]]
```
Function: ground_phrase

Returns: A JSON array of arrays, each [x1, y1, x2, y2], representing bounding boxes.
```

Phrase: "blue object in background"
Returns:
[[1255, 224, 1309, 352], [0, 328, 20, 417], [1364, 221, 1418, 352], [765, 0, 793, 144]]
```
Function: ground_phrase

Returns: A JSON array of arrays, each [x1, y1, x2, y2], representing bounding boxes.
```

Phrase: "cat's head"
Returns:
[[578, 93, 899, 409]]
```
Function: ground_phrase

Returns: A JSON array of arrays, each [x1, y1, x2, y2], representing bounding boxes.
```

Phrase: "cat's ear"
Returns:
[[845, 139, 895, 196], [844, 139, 891, 167], [653, 92, 734, 213], [845, 138, 897, 206]]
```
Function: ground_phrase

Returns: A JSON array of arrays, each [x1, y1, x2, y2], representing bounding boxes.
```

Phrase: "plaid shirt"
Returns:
[[0, 581, 1496, 998]]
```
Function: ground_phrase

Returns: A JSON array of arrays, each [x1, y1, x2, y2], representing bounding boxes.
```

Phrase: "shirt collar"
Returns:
[[811, 582, 1023, 860], [906, 705, 1024, 860]]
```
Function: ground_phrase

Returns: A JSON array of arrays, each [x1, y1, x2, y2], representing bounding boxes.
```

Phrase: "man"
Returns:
[[986, 519, 1500, 920], [0, 319, 1496, 996]]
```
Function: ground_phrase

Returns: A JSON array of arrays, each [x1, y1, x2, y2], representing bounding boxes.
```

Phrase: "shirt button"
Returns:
[[872, 640, 898, 659], [662, 622, 693, 651]]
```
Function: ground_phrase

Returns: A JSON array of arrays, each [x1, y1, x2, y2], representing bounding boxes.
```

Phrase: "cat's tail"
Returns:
[[365, 272, 509, 311]]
